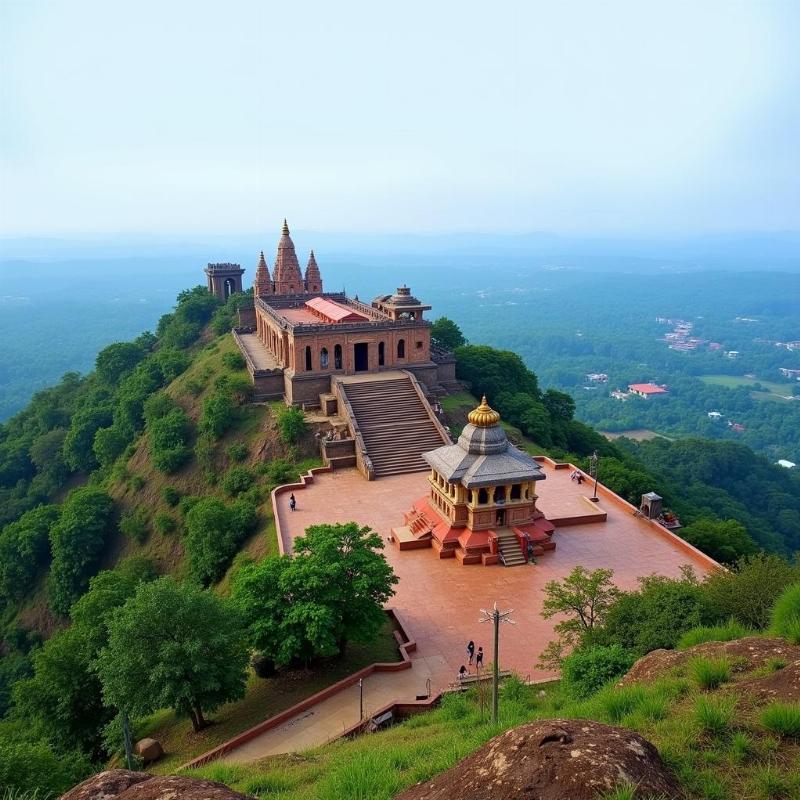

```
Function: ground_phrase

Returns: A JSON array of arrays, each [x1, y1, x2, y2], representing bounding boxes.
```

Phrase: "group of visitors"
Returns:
[[458, 640, 484, 681]]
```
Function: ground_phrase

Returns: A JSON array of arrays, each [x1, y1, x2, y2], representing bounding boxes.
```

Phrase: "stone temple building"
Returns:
[[228, 222, 458, 480], [393, 397, 556, 565], [234, 221, 457, 407]]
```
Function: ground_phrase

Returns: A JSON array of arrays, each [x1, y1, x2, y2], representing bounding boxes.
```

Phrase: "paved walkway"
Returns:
[[222, 463, 715, 762], [224, 662, 434, 763], [237, 333, 281, 371]]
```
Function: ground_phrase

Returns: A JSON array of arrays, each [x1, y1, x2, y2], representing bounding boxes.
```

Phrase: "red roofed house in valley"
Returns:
[[628, 383, 669, 399]]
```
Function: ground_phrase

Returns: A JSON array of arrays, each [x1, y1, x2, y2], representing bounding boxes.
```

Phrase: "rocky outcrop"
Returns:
[[395, 719, 681, 800], [618, 637, 800, 686], [60, 770, 253, 800]]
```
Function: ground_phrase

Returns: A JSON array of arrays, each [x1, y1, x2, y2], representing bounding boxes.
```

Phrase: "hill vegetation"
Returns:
[[0, 290, 799, 798]]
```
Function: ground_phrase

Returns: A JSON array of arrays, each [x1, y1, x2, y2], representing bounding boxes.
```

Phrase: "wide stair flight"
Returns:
[[495, 529, 526, 567], [339, 375, 449, 477]]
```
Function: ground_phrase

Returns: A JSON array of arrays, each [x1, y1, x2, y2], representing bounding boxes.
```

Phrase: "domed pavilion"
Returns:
[[394, 397, 556, 566]]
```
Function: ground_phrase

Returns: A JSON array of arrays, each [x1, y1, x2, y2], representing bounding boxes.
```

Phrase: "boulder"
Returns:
[[134, 738, 163, 763], [60, 770, 254, 800], [395, 719, 682, 800], [618, 637, 800, 687]]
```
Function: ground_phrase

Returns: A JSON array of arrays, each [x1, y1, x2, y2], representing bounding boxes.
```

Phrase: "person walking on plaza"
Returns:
[[289, 493, 296, 512], [467, 640, 475, 665], [476, 646, 484, 670]]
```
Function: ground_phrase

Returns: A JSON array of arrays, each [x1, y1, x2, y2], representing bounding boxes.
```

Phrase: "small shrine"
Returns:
[[393, 397, 556, 566]]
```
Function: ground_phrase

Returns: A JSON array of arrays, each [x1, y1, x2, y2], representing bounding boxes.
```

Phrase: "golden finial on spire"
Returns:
[[282, 219, 290, 235], [468, 395, 501, 427]]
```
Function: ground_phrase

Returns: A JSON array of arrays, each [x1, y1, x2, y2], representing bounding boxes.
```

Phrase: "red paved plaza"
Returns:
[[275, 462, 717, 691]]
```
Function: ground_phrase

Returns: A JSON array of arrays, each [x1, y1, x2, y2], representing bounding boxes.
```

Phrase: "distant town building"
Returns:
[[628, 383, 669, 399], [779, 368, 800, 379], [776, 459, 796, 469], [708, 342, 723, 351], [707, 411, 723, 420], [610, 390, 629, 401], [586, 373, 608, 383], [775, 341, 800, 351], [728, 422, 746, 433], [726, 351, 739, 359]]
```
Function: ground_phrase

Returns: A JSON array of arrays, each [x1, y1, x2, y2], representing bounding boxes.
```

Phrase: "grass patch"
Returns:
[[677, 621, 751, 650], [689, 657, 732, 690], [694, 695, 736, 737], [760, 702, 800, 739]]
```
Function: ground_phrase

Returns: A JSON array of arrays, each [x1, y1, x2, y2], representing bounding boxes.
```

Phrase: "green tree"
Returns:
[[148, 407, 192, 473], [539, 566, 620, 667], [681, 518, 758, 564], [200, 389, 237, 438], [95, 342, 146, 386], [0, 504, 59, 602], [291, 522, 398, 653], [277, 405, 307, 444], [96, 577, 249, 731], [431, 317, 466, 350], [14, 559, 153, 758], [233, 523, 398, 664], [63, 405, 113, 472], [455, 345, 539, 401], [48, 487, 115, 615], [185, 498, 257, 584], [702, 553, 800, 629]]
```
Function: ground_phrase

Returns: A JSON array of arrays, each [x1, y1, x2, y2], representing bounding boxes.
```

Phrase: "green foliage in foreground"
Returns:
[[96, 577, 249, 733], [676, 620, 752, 650], [277, 405, 307, 445], [561, 644, 635, 698]]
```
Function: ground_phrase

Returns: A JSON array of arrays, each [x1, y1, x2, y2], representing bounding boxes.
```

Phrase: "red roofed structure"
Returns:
[[304, 297, 368, 324], [628, 383, 669, 399]]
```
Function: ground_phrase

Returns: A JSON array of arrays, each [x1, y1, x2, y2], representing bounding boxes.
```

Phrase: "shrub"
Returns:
[[226, 441, 249, 462], [770, 582, 800, 644], [677, 620, 751, 650], [200, 390, 237, 439], [277, 406, 307, 444], [694, 694, 735, 736], [161, 486, 181, 507], [119, 508, 149, 544], [702, 553, 800, 630], [178, 495, 201, 516], [130, 475, 145, 491], [222, 466, 255, 497], [595, 685, 648, 723], [760, 702, 800, 739], [561, 644, 636, 698], [261, 458, 294, 485], [222, 351, 246, 370], [184, 377, 205, 397], [148, 407, 192, 474], [154, 513, 177, 535]]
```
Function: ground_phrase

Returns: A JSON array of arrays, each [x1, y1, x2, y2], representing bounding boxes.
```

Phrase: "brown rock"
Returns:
[[618, 637, 800, 687], [60, 770, 151, 800], [395, 719, 682, 800], [735, 659, 800, 704], [60, 770, 254, 800], [134, 738, 163, 763]]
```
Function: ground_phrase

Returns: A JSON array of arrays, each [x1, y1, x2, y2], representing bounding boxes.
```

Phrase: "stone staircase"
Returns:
[[339, 375, 449, 477], [495, 529, 526, 566]]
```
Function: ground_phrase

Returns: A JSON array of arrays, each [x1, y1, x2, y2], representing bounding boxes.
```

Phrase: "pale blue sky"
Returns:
[[1, 0, 798, 235]]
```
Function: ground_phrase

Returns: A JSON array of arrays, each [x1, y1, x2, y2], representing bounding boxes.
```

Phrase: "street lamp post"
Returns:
[[359, 678, 364, 721], [479, 602, 515, 724], [588, 450, 600, 502]]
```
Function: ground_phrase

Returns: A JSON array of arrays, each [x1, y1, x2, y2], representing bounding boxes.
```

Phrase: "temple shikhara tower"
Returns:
[[394, 396, 556, 565]]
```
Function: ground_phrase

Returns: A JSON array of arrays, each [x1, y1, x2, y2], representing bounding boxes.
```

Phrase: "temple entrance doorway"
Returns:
[[354, 343, 369, 372], [496, 509, 506, 527]]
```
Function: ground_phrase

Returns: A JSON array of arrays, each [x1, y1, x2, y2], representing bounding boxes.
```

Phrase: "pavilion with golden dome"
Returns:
[[393, 397, 556, 566]]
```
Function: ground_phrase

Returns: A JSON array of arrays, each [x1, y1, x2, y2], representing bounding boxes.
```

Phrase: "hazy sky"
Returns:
[[1, 0, 798, 236]]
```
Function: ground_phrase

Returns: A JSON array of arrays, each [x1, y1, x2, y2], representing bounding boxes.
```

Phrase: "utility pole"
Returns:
[[588, 450, 600, 502], [359, 678, 364, 721], [479, 602, 515, 724]]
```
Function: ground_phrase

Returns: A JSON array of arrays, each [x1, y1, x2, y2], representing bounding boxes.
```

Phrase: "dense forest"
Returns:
[[0, 285, 798, 795]]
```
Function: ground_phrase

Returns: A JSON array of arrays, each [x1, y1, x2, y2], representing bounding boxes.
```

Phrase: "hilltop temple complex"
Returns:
[[221, 222, 457, 410]]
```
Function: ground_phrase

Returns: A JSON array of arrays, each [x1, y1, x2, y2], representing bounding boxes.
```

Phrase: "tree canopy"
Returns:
[[96, 577, 249, 731]]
